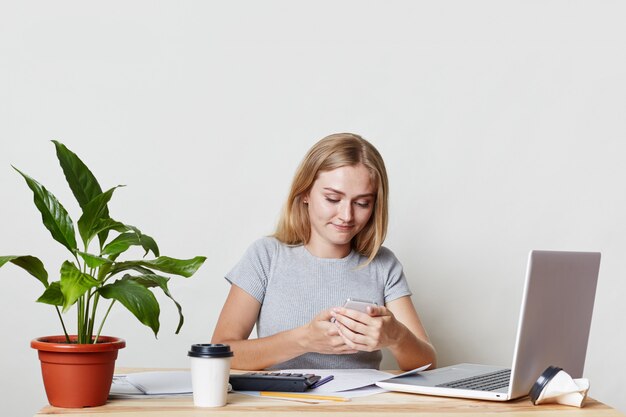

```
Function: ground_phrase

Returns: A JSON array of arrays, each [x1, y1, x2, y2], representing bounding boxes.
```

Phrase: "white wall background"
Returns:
[[1, 1, 625, 416]]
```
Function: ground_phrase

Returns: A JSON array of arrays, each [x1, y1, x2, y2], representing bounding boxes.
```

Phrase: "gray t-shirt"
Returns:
[[225, 237, 412, 369]]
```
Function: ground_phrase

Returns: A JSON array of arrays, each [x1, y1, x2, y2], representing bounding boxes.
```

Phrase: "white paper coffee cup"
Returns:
[[188, 344, 233, 407]]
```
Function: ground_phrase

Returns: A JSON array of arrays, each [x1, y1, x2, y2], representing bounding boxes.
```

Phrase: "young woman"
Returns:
[[211, 133, 436, 371]]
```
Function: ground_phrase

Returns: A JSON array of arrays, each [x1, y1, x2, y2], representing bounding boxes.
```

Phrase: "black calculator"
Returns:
[[229, 372, 321, 392]]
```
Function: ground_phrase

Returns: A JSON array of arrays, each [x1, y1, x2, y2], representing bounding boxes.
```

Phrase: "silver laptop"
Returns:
[[377, 250, 601, 401]]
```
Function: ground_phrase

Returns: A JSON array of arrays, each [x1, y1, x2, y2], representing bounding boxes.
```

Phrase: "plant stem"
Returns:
[[88, 292, 100, 338], [73, 253, 82, 270], [55, 306, 70, 343], [85, 266, 96, 340], [94, 299, 116, 344], [77, 296, 83, 343], [75, 253, 85, 343], [84, 293, 91, 341]]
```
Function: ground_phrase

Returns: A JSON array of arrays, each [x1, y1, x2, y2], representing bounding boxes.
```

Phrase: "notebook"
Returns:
[[377, 250, 601, 401]]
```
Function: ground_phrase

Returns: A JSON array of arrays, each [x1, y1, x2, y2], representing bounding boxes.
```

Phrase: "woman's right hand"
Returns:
[[299, 309, 359, 355]]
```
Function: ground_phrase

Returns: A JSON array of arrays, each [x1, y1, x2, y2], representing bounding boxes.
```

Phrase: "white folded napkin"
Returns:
[[533, 369, 589, 407]]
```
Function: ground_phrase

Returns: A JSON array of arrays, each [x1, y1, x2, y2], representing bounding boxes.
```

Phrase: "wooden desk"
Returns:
[[35, 393, 623, 417], [34, 369, 625, 417]]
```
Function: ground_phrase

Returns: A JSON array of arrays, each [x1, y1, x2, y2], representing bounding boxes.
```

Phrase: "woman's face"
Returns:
[[304, 163, 376, 258]]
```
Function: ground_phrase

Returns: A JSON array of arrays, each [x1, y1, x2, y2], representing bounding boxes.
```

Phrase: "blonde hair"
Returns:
[[273, 133, 389, 264]]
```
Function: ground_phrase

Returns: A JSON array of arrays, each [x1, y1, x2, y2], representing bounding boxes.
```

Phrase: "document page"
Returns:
[[110, 371, 193, 398], [283, 369, 392, 393], [284, 363, 431, 393]]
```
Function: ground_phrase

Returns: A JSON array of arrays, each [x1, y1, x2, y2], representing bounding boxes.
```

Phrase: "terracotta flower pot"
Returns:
[[31, 335, 126, 408]]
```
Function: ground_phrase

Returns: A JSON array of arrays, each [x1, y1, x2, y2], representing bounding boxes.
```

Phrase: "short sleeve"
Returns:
[[375, 247, 413, 303], [225, 237, 278, 303]]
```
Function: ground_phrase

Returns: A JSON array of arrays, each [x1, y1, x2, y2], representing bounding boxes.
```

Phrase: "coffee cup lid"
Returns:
[[188, 343, 234, 358]]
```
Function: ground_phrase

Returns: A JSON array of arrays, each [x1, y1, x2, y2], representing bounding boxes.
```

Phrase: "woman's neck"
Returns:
[[304, 241, 352, 259]]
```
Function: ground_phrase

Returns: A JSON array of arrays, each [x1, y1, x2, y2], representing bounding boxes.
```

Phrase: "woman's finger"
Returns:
[[335, 321, 376, 349], [333, 307, 374, 324]]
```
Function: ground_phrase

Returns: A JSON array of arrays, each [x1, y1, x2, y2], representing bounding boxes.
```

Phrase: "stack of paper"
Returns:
[[237, 364, 431, 402], [109, 365, 431, 402]]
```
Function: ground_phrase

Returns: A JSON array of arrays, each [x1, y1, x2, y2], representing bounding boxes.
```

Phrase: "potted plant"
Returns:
[[0, 141, 206, 408]]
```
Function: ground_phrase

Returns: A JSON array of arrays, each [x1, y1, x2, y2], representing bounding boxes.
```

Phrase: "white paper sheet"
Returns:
[[110, 371, 193, 398], [282, 364, 431, 394]]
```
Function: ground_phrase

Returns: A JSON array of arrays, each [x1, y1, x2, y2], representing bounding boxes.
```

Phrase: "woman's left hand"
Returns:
[[330, 305, 407, 352]]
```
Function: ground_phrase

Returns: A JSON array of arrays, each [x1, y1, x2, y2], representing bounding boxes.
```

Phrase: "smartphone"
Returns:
[[330, 298, 377, 323], [342, 298, 377, 313]]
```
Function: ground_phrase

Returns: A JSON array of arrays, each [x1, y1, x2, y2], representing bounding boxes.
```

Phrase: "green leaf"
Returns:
[[52, 141, 120, 251], [59, 261, 99, 312], [101, 232, 159, 258], [52, 140, 104, 210], [125, 274, 184, 333], [98, 279, 160, 337], [97, 261, 114, 281], [139, 235, 160, 258], [77, 187, 122, 249], [37, 282, 63, 306], [145, 256, 206, 277], [77, 251, 112, 269], [101, 233, 141, 257], [0, 255, 49, 287], [111, 256, 206, 278], [106, 264, 155, 279], [91, 218, 129, 238], [12, 167, 78, 253]]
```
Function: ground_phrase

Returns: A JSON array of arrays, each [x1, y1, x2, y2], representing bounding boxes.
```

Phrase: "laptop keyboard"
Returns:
[[436, 369, 511, 391]]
